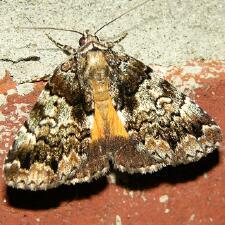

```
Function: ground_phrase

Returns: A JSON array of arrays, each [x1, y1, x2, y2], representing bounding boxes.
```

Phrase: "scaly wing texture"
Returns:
[[4, 58, 110, 190], [4, 48, 222, 190], [105, 51, 222, 173]]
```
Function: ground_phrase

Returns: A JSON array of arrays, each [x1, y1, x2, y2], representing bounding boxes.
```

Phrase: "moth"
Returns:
[[3, 29, 222, 190]]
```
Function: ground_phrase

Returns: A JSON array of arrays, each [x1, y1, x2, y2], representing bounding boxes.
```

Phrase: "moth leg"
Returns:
[[102, 32, 128, 48], [46, 34, 76, 55], [112, 32, 128, 44], [18, 74, 50, 84]]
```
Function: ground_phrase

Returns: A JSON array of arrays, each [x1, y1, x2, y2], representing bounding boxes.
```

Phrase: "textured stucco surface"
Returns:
[[0, 0, 225, 82], [0, 1, 225, 225]]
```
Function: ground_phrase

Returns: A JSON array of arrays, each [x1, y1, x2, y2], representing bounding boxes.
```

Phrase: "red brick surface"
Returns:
[[0, 61, 224, 225]]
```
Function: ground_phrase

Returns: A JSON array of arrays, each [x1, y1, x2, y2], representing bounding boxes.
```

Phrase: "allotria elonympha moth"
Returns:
[[3, 2, 222, 191]]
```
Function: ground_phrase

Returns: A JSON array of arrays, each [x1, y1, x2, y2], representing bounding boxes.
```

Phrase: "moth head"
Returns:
[[79, 30, 100, 46]]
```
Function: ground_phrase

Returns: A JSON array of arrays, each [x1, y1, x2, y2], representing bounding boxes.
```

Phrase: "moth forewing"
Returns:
[[3, 30, 222, 190]]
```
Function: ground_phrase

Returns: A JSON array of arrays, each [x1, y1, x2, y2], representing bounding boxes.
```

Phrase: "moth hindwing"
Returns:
[[3, 30, 222, 190]]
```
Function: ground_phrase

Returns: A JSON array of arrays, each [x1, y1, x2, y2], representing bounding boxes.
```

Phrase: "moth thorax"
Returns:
[[86, 51, 109, 79]]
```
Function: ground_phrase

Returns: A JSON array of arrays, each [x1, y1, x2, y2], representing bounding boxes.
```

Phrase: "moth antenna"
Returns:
[[6, 1, 83, 37], [94, 0, 151, 35], [18, 27, 83, 36]]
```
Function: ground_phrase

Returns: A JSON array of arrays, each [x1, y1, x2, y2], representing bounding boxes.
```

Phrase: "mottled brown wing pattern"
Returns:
[[105, 50, 222, 173], [4, 57, 110, 190], [3, 31, 222, 191]]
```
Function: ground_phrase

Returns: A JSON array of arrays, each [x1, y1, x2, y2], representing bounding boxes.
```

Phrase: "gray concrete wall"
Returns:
[[0, 0, 224, 82]]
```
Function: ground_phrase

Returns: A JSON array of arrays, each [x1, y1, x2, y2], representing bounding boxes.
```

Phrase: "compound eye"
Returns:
[[79, 36, 86, 46]]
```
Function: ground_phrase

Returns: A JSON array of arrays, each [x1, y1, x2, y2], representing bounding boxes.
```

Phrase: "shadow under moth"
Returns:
[[3, 28, 222, 190]]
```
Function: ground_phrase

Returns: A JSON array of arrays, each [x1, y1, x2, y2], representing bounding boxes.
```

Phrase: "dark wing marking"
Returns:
[[3, 58, 109, 190], [105, 51, 222, 173], [4, 47, 222, 190]]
